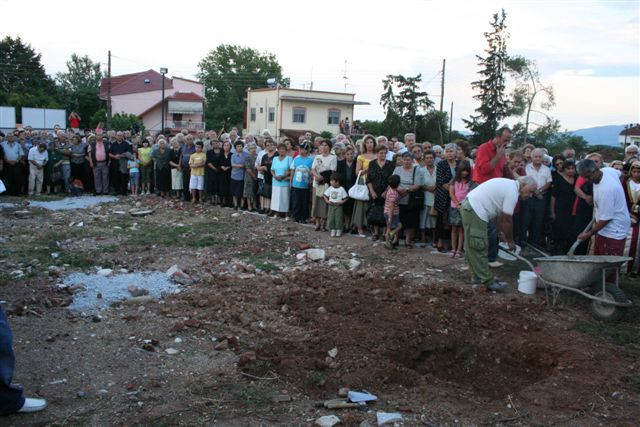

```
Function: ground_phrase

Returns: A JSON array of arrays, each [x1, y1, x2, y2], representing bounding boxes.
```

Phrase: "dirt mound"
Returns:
[[243, 269, 629, 410]]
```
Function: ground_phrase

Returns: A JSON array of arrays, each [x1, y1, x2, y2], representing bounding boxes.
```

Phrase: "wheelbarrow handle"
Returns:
[[498, 244, 538, 273], [568, 218, 595, 257]]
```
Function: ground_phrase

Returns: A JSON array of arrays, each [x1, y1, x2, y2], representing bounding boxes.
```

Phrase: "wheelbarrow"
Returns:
[[501, 243, 633, 321]]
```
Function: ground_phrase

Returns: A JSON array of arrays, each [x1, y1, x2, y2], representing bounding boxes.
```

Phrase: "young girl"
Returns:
[[138, 138, 153, 194], [323, 172, 348, 237], [448, 161, 473, 258], [127, 152, 141, 196], [189, 141, 206, 204], [382, 174, 402, 249]]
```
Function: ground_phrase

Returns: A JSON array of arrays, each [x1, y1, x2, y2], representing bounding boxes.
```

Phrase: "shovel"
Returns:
[[567, 219, 595, 258]]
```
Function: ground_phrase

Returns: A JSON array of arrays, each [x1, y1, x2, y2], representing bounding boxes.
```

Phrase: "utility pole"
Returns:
[[160, 68, 168, 134], [107, 50, 112, 130], [342, 60, 348, 93], [439, 59, 446, 112], [449, 102, 454, 142]]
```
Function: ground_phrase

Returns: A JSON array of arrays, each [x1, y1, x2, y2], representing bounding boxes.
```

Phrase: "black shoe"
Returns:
[[486, 281, 507, 292]]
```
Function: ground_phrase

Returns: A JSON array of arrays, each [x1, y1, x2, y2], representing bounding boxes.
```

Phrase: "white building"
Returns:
[[245, 87, 369, 139], [619, 124, 640, 149]]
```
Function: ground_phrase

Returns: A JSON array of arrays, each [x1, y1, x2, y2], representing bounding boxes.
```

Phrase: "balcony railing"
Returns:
[[168, 121, 205, 130]]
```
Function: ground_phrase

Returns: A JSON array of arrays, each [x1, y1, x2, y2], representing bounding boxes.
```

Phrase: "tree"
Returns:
[[416, 110, 449, 145], [464, 10, 510, 144], [56, 54, 103, 129], [380, 74, 434, 136], [106, 112, 144, 132], [197, 45, 289, 130], [0, 36, 59, 121], [506, 55, 555, 146]]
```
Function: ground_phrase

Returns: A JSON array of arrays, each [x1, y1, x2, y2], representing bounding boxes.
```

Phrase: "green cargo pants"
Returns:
[[460, 199, 493, 285]]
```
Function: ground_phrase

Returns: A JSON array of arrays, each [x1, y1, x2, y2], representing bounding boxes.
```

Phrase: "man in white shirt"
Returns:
[[577, 159, 631, 256], [27, 142, 48, 196], [461, 176, 537, 292], [522, 148, 552, 247]]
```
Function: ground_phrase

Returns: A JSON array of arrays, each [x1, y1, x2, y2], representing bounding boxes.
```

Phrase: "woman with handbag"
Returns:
[[393, 152, 426, 248], [367, 144, 395, 240], [420, 149, 438, 247], [351, 135, 377, 237], [434, 143, 460, 252], [311, 140, 337, 231]]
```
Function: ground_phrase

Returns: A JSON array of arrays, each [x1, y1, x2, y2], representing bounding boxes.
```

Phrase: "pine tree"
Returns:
[[464, 10, 510, 144]]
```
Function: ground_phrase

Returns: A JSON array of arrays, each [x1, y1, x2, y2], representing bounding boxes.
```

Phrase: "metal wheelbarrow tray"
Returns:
[[533, 255, 631, 288]]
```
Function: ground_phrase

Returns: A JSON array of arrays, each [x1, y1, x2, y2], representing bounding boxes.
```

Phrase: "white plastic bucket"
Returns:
[[518, 271, 537, 295]]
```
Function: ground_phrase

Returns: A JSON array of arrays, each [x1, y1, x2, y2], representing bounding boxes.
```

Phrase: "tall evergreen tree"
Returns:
[[464, 10, 510, 144], [380, 74, 434, 136]]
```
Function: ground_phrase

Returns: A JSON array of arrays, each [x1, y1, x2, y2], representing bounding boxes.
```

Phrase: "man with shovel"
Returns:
[[461, 176, 537, 292]]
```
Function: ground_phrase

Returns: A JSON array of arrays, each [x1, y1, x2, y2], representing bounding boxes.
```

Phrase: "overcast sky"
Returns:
[[2, 0, 638, 131]]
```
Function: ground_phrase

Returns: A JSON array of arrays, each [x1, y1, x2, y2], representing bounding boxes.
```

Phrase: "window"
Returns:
[[172, 113, 183, 122], [250, 108, 256, 122], [292, 107, 306, 123], [328, 109, 340, 125], [268, 107, 275, 122], [259, 107, 264, 113]]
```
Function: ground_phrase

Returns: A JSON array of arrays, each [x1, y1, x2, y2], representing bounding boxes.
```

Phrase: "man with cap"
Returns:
[[461, 176, 537, 292]]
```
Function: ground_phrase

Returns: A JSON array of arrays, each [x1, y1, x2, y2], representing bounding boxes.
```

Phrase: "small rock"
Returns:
[[165, 348, 179, 355], [96, 389, 109, 396], [51, 252, 60, 259], [316, 415, 341, 427], [96, 292, 103, 299], [231, 212, 241, 218], [611, 391, 624, 400], [348, 259, 362, 271], [174, 337, 183, 344], [338, 387, 349, 397], [305, 248, 326, 262], [376, 412, 403, 426], [238, 351, 257, 367], [317, 306, 327, 314], [214, 340, 229, 350], [77, 391, 87, 398], [91, 315, 102, 323], [328, 348, 338, 358], [281, 304, 289, 313], [271, 394, 292, 402], [293, 241, 312, 250], [128, 286, 149, 297], [123, 295, 154, 305], [96, 268, 113, 276]]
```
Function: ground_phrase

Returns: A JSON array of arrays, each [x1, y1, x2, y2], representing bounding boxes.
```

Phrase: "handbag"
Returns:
[[429, 205, 438, 217], [366, 202, 386, 226], [407, 167, 424, 210], [348, 170, 369, 201]]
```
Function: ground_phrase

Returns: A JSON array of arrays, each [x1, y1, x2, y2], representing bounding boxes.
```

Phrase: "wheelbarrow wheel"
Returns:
[[590, 283, 628, 322]]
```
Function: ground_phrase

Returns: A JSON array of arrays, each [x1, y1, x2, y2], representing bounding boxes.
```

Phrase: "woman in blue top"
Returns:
[[290, 141, 314, 223], [230, 140, 248, 210], [270, 142, 293, 218]]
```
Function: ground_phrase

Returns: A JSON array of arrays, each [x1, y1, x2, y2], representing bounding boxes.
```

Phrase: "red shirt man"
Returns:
[[472, 127, 512, 184]]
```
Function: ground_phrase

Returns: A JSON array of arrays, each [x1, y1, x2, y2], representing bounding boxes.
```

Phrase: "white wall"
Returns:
[[246, 90, 279, 137], [281, 101, 353, 135]]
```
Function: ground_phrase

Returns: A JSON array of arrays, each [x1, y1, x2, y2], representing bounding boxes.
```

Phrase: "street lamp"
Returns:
[[160, 67, 168, 134]]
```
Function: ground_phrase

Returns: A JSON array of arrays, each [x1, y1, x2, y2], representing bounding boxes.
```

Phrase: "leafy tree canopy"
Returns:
[[56, 54, 102, 129], [197, 44, 289, 131]]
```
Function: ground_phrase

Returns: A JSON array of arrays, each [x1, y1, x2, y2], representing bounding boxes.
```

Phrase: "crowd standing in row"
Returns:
[[1, 126, 639, 284]]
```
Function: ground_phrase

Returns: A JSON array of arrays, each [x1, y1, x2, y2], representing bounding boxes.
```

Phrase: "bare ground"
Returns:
[[0, 194, 639, 426]]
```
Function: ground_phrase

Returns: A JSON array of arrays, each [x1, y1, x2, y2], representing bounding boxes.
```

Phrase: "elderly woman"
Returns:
[[393, 152, 425, 248], [152, 139, 171, 197], [420, 149, 438, 246], [205, 139, 222, 204], [610, 160, 624, 172], [352, 135, 377, 237], [270, 142, 293, 218], [258, 138, 277, 214], [168, 138, 183, 198], [311, 139, 337, 231], [337, 145, 357, 231], [434, 143, 459, 252], [522, 144, 535, 164], [622, 161, 640, 275], [217, 141, 233, 207], [550, 159, 577, 254], [367, 144, 395, 239]]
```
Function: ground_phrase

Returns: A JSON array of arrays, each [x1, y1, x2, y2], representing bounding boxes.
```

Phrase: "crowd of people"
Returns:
[[1, 125, 639, 280]]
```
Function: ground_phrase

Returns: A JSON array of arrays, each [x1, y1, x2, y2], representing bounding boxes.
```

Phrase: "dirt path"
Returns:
[[1, 195, 639, 426]]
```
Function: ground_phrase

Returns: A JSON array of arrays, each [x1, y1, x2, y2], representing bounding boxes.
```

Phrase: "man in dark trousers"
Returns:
[[108, 131, 132, 195], [0, 305, 47, 415]]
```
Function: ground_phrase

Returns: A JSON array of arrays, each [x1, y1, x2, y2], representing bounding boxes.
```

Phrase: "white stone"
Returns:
[[305, 249, 326, 262], [328, 347, 338, 358], [96, 268, 113, 276], [316, 415, 340, 427], [165, 348, 179, 355]]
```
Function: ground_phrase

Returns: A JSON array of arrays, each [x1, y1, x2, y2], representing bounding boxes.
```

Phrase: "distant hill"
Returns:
[[455, 125, 625, 146], [570, 125, 624, 146]]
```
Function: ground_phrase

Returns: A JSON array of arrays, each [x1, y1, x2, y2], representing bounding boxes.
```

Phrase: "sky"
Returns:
[[1, 0, 638, 131]]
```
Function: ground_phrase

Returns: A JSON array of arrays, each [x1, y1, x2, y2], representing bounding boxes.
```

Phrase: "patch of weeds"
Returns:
[[56, 251, 94, 269], [306, 370, 326, 388], [119, 222, 231, 248], [230, 382, 271, 406], [623, 374, 640, 392], [572, 321, 640, 348], [0, 272, 14, 287]]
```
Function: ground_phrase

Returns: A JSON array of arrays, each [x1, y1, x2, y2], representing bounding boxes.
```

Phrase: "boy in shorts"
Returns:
[[382, 174, 402, 249]]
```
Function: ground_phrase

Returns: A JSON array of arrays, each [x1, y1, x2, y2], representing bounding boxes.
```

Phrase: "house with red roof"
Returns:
[[619, 124, 640, 149], [100, 70, 205, 133]]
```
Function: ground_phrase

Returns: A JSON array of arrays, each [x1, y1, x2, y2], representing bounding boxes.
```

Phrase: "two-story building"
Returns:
[[100, 70, 205, 133], [245, 87, 369, 139], [619, 124, 640, 149]]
